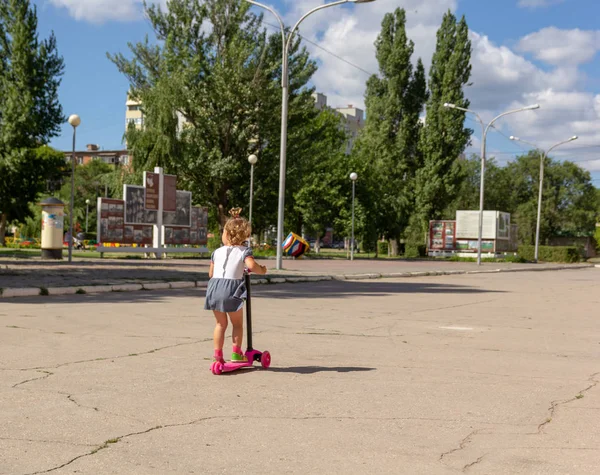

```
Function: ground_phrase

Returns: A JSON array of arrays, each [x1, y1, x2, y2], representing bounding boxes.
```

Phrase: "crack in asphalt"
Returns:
[[438, 372, 600, 471], [11, 338, 211, 374], [23, 416, 227, 475], [439, 430, 479, 462], [12, 371, 53, 388], [21, 416, 497, 475], [463, 455, 486, 472], [537, 372, 600, 434], [61, 392, 147, 424]]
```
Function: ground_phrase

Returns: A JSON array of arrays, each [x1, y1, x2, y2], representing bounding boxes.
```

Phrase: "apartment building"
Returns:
[[312, 92, 364, 154], [125, 96, 144, 129], [64, 144, 130, 167], [124, 92, 364, 154]]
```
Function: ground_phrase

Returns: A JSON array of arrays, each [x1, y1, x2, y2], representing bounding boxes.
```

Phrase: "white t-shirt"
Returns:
[[211, 245, 252, 280]]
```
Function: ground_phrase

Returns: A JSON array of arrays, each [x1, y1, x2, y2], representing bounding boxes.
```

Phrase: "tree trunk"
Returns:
[[389, 238, 399, 256], [0, 213, 6, 247], [315, 235, 321, 254]]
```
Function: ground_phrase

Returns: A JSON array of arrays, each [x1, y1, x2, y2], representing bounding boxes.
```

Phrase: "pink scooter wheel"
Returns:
[[211, 361, 224, 375], [260, 351, 271, 369]]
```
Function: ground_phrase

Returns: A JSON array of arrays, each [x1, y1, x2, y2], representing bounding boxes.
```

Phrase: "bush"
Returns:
[[518, 245, 582, 263], [377, 241, 388, 256], [595, 227, 600, 251], [404, 244, 426, 258]]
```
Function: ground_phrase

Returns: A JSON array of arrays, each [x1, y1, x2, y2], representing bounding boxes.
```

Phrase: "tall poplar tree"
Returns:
[[353, 8, 427, 254], [407, 11, 472, 254], [0, 0, 65, 244]]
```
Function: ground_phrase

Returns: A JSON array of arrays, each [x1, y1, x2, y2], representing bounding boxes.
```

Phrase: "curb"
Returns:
[[0, 264, 594, 299]]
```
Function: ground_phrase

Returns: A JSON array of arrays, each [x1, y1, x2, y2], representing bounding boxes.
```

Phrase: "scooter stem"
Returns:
[[245, 272, 253, 351]]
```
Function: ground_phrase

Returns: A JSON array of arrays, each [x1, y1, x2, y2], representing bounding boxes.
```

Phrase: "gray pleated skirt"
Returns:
[[204, 278, 247, 312]]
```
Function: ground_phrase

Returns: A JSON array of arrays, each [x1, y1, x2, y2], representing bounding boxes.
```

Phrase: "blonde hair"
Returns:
[[224, 208, 251, 246]]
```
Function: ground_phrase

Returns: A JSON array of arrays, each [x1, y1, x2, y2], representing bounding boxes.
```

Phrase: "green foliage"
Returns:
[[352, 8, 427, 250], [377, 241, 389, 256], [449, 152, 597, 245], [518, 245, 582, 263], [293, 109, 347, 239], [0, 0, 65, 244], [594, 226, 600, 251], [108, 0, 335, 238], [410, 11, 472, 245], [55, 160, 114, 233]]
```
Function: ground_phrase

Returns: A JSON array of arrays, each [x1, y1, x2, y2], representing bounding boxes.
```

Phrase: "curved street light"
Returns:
[[245, 0, 377, 270], [443, 103, 540, 264], [510, 135, 578, 262]]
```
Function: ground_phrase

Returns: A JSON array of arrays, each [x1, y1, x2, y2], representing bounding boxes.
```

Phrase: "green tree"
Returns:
[[352, 8, 427, 254], [504, 152, 598, 244], [57, 160, 114, 235], [293, 109, 347, 251], [449, 152, 598, 245], [109, 0, 330, 238], [0, 0, 65, 244], [408, 11, 472, 255]]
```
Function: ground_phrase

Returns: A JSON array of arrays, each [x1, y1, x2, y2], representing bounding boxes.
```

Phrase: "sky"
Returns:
[[39, 0, 600, 186]]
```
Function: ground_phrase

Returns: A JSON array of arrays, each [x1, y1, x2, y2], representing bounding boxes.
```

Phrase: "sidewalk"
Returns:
[[0, 256, 594, 298]]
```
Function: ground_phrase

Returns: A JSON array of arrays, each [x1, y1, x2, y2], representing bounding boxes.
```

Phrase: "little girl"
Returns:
[[205, 208, 267, 364]]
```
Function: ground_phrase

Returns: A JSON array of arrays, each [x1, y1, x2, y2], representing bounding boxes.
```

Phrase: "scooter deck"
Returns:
[[220, 360, 253, 372]]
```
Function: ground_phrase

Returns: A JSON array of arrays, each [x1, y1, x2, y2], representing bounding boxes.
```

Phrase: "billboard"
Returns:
[[124, 185, 158, 225], [162, 190, 191, 227], [456, 211, 511, 241], [428, 220, 456, 250], [98, 198, 153, 245], [99, 173, 207, 247]]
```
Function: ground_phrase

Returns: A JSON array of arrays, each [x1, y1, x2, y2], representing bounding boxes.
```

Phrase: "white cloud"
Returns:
[[48, 0, 143, 23], [49, 0, 600, 175], [517, 0, 565, 9], [518, 27, 600, 66]]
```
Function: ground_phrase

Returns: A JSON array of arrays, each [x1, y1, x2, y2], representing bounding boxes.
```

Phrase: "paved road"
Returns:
[[0, 256, 590, 290], [1, 268, 599, 474]]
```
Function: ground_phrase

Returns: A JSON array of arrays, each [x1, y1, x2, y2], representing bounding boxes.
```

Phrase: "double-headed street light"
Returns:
[[245, 0, 377, 270], [350, 172, 358, 261], [443, 103, 540, 265], [67, 114, 81, 263], [510, 135, 578, 262]]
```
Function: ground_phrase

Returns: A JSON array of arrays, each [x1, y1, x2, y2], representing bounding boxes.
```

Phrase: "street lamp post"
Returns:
[[85, 199, 90, 234], [510, 135, 578, 262], [67, 114, 81, 263], [248, 154, 258, 226], [350, 172, 358, 261], [245, 0, 377, 270], [443, 103, 540, 265]]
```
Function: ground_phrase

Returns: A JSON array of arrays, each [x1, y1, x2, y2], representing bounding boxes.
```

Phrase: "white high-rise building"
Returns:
[[312, 92, 364, 154]]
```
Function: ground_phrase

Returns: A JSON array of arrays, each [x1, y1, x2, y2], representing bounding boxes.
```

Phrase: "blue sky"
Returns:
[[39, 0, 600, 185]]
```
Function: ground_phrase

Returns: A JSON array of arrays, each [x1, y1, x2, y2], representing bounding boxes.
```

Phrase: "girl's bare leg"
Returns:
[[213, 311, 228, 352], [228, 309, 244, 350]]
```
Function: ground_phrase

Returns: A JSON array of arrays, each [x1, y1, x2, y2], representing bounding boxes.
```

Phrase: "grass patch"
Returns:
[[576, 394, 584, 399]]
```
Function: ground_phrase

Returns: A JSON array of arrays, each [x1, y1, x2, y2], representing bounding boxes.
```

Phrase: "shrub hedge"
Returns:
[[518, 245, 582, 263]]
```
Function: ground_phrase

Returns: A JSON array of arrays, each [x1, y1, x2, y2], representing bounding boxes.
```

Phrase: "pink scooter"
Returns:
[[210, 273, 271, 375]]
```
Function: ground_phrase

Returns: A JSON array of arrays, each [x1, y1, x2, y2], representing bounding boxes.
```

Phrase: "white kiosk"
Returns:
[[40, 197, 65, 259]]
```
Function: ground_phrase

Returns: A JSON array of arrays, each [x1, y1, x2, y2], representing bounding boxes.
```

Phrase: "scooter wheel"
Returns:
[[260, 351, 271, 369], [211, 361, 224, 375]]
